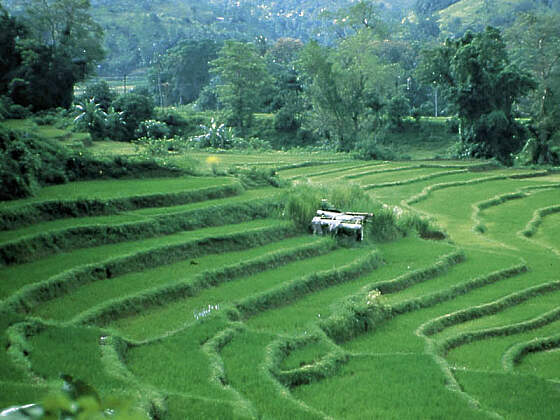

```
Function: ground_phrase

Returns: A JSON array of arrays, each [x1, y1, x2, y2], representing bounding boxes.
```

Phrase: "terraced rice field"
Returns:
[[0, 159, 559, 419]]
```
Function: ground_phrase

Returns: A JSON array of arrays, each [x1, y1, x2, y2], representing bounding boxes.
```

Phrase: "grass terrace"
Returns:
[[0, 153, 558, 418]]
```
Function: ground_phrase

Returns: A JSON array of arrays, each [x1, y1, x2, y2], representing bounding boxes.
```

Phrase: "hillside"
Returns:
[[437, 0, 560, 37], [3, 0, 556, 76], [0, 151, 559, 418]]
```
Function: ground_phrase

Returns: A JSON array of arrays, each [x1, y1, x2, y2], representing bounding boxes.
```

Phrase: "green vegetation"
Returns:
[[1, 0, 560, 418], [1, 157, 558, 419]]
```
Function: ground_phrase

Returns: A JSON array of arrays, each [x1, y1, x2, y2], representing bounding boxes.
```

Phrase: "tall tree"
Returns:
[[321, 0, 388, 40], [418, 27, 536, 163], [505, 12, 560, 117], [22, 0, 104, 75], [152, 39, 219, 106], [299, 31, 395, 151], [1, 0, 104, 110], [506, 12, 560, 164], [0, 6, 25, 95], [210, 40, 272, 134], [265, 38, 305, 134]]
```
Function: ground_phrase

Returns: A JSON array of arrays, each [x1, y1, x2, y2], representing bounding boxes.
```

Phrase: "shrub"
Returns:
[[0, 130, 42, 199], [32, 108, 69, 127], [112, 93, 155, 141], [104, 107, 127, 141], [282, 183, 382, 231], [134, 136, 191, 157], [446, 117, 460, 134], [80, 80, 116, 111], [192, 118, 235, 149], [72, 98, 106, 140], [0, 96, 10, 120], [386, 95, 410, 130], [134, 119, 170, 140], [231, 136, 272, 151], [354, 138, 398, 161], [274, 105, 300, 131], [154, 108, 191, 137], [228, 166, 285, 188], [0, 127, 184, 201], [280, 183, 435, 242]]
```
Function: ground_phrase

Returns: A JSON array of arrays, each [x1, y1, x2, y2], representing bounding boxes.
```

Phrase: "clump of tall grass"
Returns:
[[281, 182, 439, 242]]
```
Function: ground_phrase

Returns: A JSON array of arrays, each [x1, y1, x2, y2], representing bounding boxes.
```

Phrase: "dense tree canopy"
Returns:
[[0, 0, 104, 110], [210, 40, 272, 134], [418, 27, 536, 163], [150, 39, 220, 106]]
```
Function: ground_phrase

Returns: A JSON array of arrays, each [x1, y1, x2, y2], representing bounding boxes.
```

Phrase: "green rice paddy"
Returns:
[[1, 156, 558, 418]]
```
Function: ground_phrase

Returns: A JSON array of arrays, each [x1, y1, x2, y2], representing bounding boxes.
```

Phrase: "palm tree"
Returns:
[[73, 98, 107, 140]]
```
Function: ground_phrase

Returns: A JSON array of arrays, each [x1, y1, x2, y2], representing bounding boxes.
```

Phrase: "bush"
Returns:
[[228, 166, 284, 188], [0, 129, 42, 200], [231, 136, 271, 151], [282, 183, 382, 231], [0, 127, 184, 201], [32, 108, 69, 127], [446, 117, 460, 134], [281, 183, 436, 242], [191, 118, 236, 149], [80, 80, 116, 111], [134, 119, 170, 140], [112, 93, 155, 141], [386, 95, 410, 130], [354, 138, 398, 161], [134, 136, 191, 157], [154, 108, 189, 137], [274, 105, 300, 131]]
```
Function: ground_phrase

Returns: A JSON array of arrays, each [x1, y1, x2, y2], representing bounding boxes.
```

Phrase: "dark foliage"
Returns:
[[112, 93, 154, 141], [0, 127, 181, 201]]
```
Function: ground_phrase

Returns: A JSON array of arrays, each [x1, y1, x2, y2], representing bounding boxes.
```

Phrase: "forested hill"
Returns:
[[87, 0, 557, 75], [87, 0, 417, 75], [3, 0, 558, 76], [3, 0, 414, 75]]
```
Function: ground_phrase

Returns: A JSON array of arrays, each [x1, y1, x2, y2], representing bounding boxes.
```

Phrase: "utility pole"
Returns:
[[434, 84, 438, 117]]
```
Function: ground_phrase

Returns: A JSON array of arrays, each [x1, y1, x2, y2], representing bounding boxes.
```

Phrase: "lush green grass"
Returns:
[[0, 219, 288, 298], [246, 236, 454, 334], [278, 161, 374, 179], [0, 213, 149, 244], [32, 236, 322, 322], [0, 176, 236, 210], [348, 166, 455, 185], [343, 250, 523, 354], [0, 188, 277, 244], [0, 381, 50, 408], [88, 140, 138, 156], [220, 329, 323, 419], [108, 246, 371, 341], [129, 187, 278, 216], [434, 289, 560, 342], [279, 339, 334, 371], [367, 170, 493, 206], [412, 177, 554, 246], [166, 151, 352, 172], [446, 320, 560, 371], [163, 393, 240, 420], [27, 324, 131, 398], [1, 152, 558, 418], [453, 369, 560, 420], [382, 249, 518, 305], [292, 354, 480, 419], [532, 211, 560, 252], [125, 317, 236, 402], [517, 347, 560, 380]]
